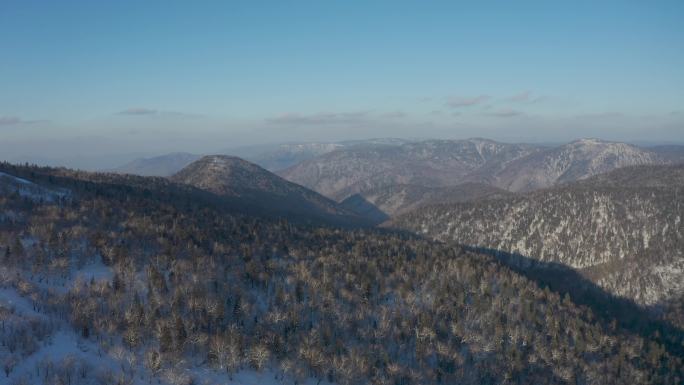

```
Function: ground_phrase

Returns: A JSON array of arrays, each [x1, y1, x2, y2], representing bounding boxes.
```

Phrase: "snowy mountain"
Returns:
[[226, 139, 414, 171], [170, 155, 366, 225], [282, 138, 679, 199], [494, 138, 664, 191], [390, 164, 684, 308], [279, 138, 542, 201]]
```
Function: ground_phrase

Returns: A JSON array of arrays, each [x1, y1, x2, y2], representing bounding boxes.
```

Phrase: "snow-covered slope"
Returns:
[[280, 138, 674, 206], [390, 164, 684, 306], [280, 138, 542, 201], [0, 171, 69, 202], [494, 138, 663, 191], [0, 230, 331, 385]]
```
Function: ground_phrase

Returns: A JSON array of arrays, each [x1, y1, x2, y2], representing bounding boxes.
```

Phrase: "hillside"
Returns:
[[340, 182, 513, 220], [280, 138, 541, 200], [170, 155, 366, 226], [390, 164, 684, 308], [649, 145, 684, 164], [494, 138, 664, 191], [280, 138, 678, 205], [0, 162, 681, 384]]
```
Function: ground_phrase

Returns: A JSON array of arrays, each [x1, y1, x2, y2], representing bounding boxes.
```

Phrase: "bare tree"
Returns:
[[248, 344, 270, 371]]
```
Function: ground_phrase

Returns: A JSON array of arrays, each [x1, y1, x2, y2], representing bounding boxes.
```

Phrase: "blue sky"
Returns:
[[1, 1, 683, 166]]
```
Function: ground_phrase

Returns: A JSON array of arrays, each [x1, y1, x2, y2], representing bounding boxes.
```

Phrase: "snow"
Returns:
[[1, 280, 336, 385], [1, 255, 332, 385], [0, 171, 33, 185], [1, 331, 115, 385], [0, 287, 45, 319], [0, 171, 70, 202], [72, 260, 114, 283], [188, 368, 333, 385]]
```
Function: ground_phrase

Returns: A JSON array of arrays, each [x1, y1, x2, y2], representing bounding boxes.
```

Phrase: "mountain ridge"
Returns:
[[281, 138, 679, 198], [279, 138, 543, 200]]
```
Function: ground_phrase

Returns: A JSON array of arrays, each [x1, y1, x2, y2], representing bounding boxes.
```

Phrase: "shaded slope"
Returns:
[[341, 182, 513, 219]]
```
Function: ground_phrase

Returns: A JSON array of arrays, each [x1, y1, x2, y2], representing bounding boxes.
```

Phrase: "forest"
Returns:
[[0, 163, 682, 384]]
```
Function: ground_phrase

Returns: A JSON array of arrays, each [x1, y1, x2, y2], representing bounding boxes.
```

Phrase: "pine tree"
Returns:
[[159, 324, 173, 353], [112, 272, 125, 292], [175, 316, 187, 353]]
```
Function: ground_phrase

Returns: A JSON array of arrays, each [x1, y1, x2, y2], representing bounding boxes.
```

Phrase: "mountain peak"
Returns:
[[171, 155, 285, 196], [572, 137, 606, 144], [466, 137, 499, 144], [200, 154, 256, 170], [171, 155, 367, 225]]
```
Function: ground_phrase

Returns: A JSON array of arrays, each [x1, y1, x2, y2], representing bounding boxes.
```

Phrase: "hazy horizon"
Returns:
[[1, 1, 683, 168], [2, 135, 683, 171]]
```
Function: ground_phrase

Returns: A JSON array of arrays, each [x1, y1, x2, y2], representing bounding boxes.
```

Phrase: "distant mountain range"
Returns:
[[281, 138, 683, 196], [110, 144, 339, 177], [233, 142, 344, 171], [111, 138, 684, 222], [389, 164, 684, 309], [111, 152, 201, 176], [279, 138, 541, 200], [111, 138, 415, 177]]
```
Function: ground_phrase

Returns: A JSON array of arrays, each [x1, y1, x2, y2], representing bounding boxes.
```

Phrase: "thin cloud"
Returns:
[[0, 116, 44, 126], [573, 112, 624, 120], [445, 95, 489, 108], [267, 111, 372, 125], [485, 109, 523, 118], [381, 111, 407, 119], [506, 91, 532, 102], [0, 116, 22, 125], [118, 108, 158, 115], [115, 108, 202, 119], [506, 91, 547, 104]]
